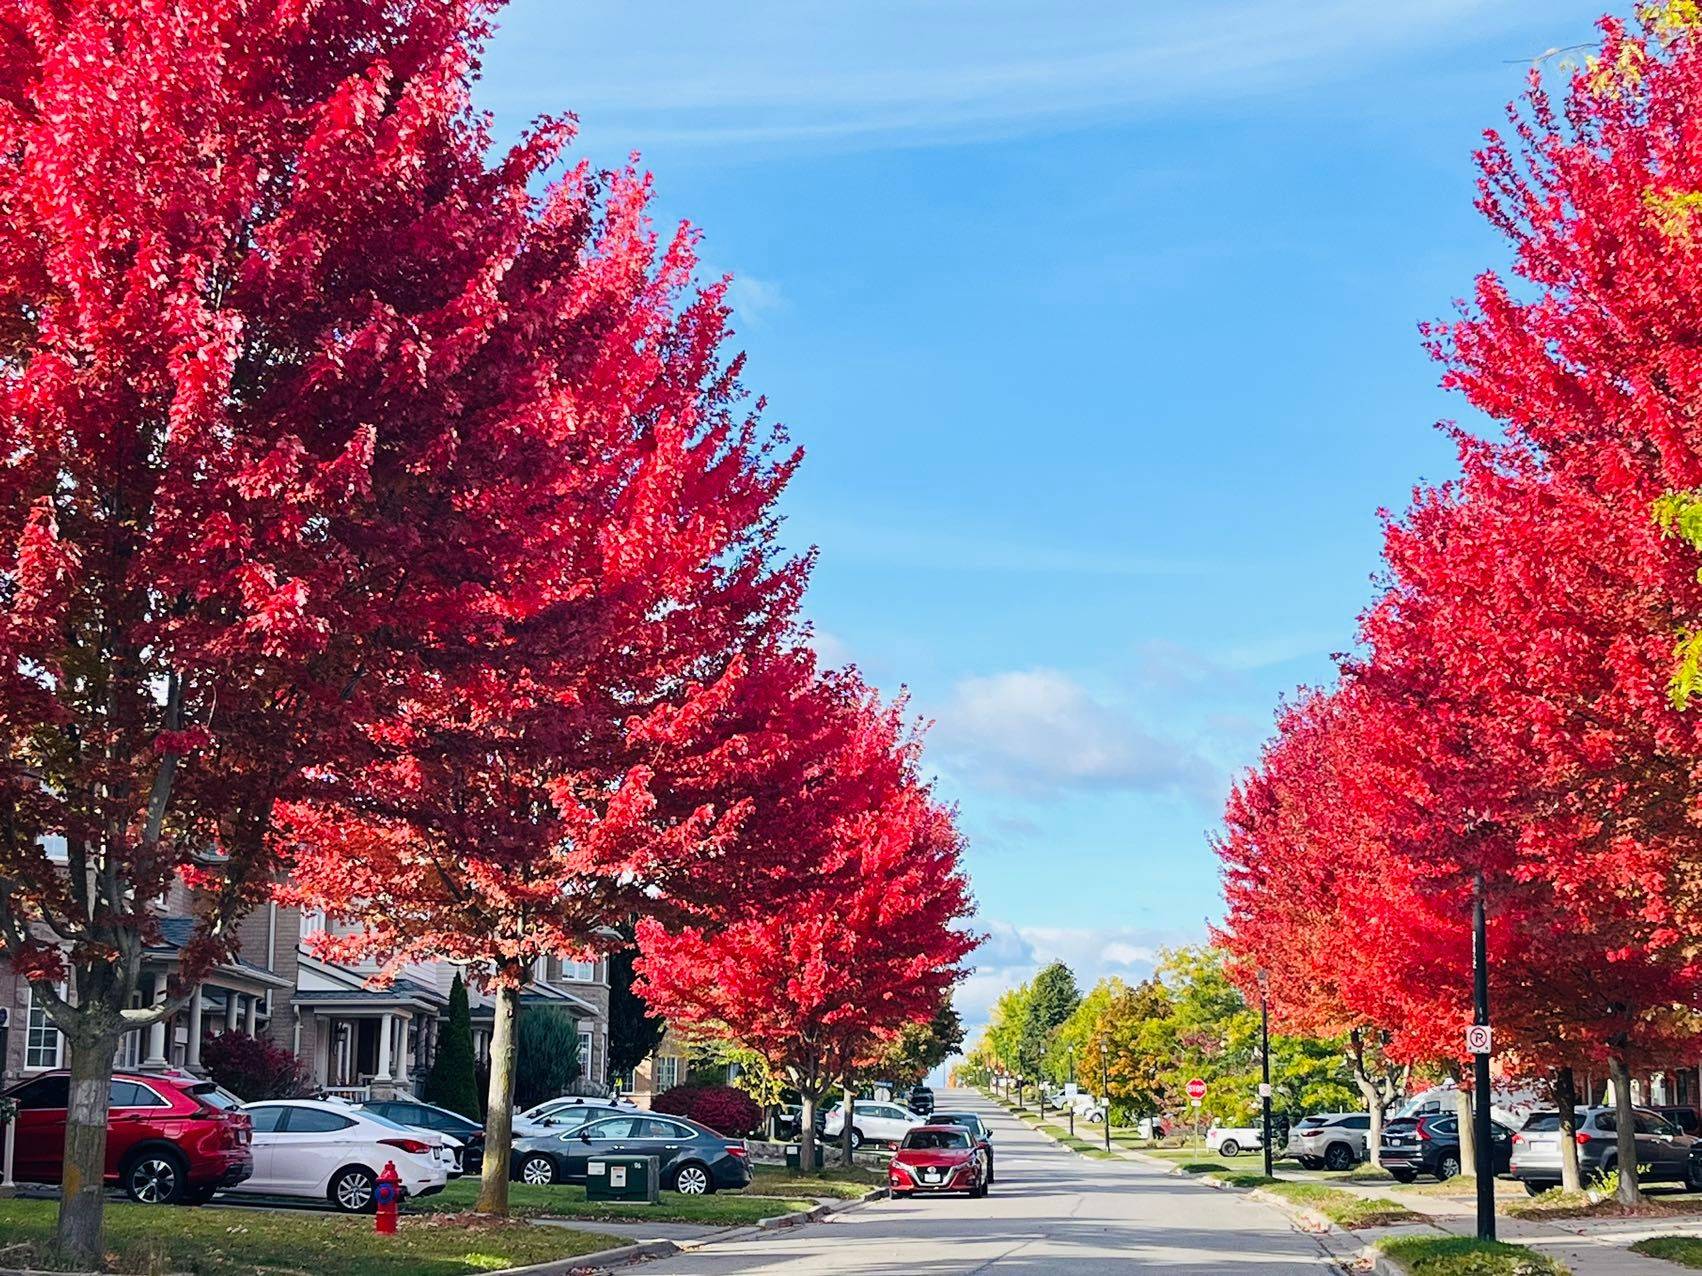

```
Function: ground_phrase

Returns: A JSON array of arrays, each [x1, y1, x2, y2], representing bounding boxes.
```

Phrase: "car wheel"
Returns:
[[125, 1150, 188, 1205], [1323, 1143, 1355, 1172], [673, 1163, 714, 1196], [1525, 1180, 1553, 1197], [848, 1128, 864, 1151], [1687, 1161, 1702, 1193], [1437, 1153, 1461, 1181], [330, 1166, 378, 1214], [1219, 1139, 1240, 1157], [519, 1154, 558, 1187], [1391, 1169, 1417, 1184]]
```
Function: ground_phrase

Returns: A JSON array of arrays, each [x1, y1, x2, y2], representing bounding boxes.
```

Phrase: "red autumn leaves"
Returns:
[[1219, 13, 1702, 1124], [0, 0, 975, 1240]]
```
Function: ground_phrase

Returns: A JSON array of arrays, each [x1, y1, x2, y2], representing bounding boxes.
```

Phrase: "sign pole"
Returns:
[[1261, 989, 1274, 1179], [1473, 870, 1495, 1242]]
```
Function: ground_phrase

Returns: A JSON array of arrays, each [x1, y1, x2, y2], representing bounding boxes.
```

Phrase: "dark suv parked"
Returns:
[[907, 1085, 935, 1116], [1380, 1113, 1513, 1182], [361, 1099, 485, 1174], [4, 1070, 252, 1204]]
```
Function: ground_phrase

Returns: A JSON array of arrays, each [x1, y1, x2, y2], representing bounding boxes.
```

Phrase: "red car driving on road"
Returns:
[[4, 1069, 253, 1204], [888, 1124, 989, 1198]]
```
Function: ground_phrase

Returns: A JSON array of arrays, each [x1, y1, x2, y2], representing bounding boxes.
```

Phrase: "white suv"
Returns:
[[822, 1100, 924, 1149]]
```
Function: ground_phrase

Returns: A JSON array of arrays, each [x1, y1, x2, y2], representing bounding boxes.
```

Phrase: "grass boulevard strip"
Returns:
[[0, 1167, 886, 1276]]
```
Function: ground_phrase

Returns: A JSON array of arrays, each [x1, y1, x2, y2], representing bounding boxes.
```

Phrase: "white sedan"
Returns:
[[822, 1100, 926, 1149], [230, 1099, 450, 1212]]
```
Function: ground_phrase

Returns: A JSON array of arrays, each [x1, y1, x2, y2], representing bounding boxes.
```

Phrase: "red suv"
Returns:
[[5, 1069, 253, 1204]]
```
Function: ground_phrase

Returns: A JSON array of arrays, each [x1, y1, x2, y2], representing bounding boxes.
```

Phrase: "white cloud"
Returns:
[[725, 274, 787, 326], [928, 668, 1217, 800], [806, 626, 852, 669], [484, 0, 1564, 151]]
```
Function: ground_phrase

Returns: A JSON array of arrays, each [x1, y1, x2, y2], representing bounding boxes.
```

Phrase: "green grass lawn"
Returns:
[[1202, 1177, 1422, 1230], [1377, 1236, 1568, 1275], [0, 1197, 623, 1276], [1633, 1237, 1702, 1267], [750, 1162, 884, 1199], [422, 1178, 813, 1225]]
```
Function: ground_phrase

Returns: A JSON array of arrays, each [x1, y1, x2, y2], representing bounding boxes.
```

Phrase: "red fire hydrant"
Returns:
[[374, 1160, 401, 1235]]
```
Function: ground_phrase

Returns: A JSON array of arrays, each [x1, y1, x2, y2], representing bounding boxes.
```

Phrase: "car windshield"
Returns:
[[903, 1129, 970, 1150], [188, 1083, 243, 1111]]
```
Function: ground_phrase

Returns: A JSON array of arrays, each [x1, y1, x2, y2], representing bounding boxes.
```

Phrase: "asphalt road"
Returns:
[[635, 1088, 1338, 1273]]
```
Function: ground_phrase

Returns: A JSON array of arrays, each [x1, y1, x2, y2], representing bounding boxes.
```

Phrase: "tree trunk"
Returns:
[[475, 984, 521, 1214], [1555, 1067, 1582, 1193], [1455, 1085, 1477, 1178], [840, 1079, 854, 1167], [56, 1024, 124, 1269], [1608, 1054, 1642, 1205], [797, 1091, 817, 1175]]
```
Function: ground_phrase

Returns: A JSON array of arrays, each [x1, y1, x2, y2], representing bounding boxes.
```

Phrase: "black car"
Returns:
[[510, 1111, 752, 1195], [907, 1085, 935, 1116], [929, 1110, 994, 1184], [361, 1099, 485, 1175], [1379, 1113, 1512, 1182], [772, 1104, 804, 1140], [1658, 1106, 1702, 1137]]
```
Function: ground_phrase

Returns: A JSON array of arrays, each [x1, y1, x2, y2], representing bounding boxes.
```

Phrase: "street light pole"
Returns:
[[1068, 1047, 1076, 1139], [1473, 869, 1495, 1243], [1101, 1043, 1111, 1154], [1259, 969, 1273, 1180]]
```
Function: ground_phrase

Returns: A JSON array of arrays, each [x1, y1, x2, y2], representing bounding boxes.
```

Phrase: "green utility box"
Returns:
[[785, 1143, 825, 1171], [585, 1155, 660, 1204]]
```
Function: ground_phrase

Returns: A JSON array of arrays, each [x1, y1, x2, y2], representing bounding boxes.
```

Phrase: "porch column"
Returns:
[[142, 973, 169, 1069], [224, 989, 239, 1032], [375, 1011, 393, 1081], [243, 994, 258, 1037], [395, 1015, 411, 1084], [185, 984, 204, 1071]]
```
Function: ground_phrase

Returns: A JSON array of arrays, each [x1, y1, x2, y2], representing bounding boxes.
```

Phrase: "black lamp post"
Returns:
[[1068, 1046, 1076, 1139], [1258, 968, 1273, 1179], [1473, 870, 1495, 1242], [1101, 1042, 1111, 1154]]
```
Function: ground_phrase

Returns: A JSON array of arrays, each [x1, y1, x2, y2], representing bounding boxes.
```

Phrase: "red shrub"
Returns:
[[652, 1084, 761, 1136], [201, 1030, 315, 1101]]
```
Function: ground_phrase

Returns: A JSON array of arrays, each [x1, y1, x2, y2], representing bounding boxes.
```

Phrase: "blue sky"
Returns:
[[476, 0, 1615, 1026]]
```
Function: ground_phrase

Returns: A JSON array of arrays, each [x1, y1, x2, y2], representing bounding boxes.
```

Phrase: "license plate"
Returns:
[[922, 1170, 941, 1183]]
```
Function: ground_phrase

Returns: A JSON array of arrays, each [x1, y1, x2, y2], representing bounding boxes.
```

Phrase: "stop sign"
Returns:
[[1186, 1078, 1207, 1100]]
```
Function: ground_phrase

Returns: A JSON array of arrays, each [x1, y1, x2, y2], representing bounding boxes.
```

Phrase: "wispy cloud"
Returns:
[[485, 0, 1562, 152], [928, 668, 1218, 801]]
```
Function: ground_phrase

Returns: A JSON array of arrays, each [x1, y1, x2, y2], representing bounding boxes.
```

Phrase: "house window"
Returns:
[[25, 987, 63, 1070], [560, 960, 595, 982], [655, 1055, 681, 1091], [578, 1030, 593, 1077]]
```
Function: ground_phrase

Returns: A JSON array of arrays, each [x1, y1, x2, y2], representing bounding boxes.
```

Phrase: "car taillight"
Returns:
[[1512, 1133, 1523, 1144], [1415, 1124, 1431, 1141], [726, 1145, 749, 1159], [381, 1137, 433, 1155], [1576, 1132, 1592, 1146]]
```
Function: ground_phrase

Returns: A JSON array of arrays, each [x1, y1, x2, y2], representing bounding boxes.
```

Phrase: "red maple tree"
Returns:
[[0, 0, 651, 1254], [635, 681, 979, 1171]]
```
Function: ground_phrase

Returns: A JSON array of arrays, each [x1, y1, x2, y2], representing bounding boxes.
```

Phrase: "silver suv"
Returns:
[[1285, 1112, 1371, 1171], [1510, 1106, 1702, 1196]]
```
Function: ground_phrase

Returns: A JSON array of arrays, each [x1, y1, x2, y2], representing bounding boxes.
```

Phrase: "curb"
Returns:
[[1360, 1245, 1409, 1276], [488, 1239, 680, 1275]]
